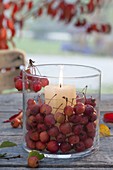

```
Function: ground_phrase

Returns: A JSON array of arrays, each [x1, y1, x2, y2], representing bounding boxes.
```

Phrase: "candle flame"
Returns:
[[59, 65, 64, 87]]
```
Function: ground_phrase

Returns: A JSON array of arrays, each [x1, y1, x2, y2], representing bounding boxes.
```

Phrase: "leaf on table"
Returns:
[[28, 150, 44, 160], [99, 123, 111, 137], [0, 141, 17, 148], [0, 153, 7, 158]]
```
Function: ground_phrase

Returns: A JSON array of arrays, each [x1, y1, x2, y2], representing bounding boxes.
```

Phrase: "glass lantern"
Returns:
[[23, 64, 101, 159]]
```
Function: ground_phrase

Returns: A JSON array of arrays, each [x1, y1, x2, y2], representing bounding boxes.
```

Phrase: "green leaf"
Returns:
[[0, 153, 7, 158], [0, 141, 17, 148], [28, 150, 44, 160]]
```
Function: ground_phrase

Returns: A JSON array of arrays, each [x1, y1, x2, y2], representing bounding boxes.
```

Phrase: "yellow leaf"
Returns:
[[99, 124, 110, 137]]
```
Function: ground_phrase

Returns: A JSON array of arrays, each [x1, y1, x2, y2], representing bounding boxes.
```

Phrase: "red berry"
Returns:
[[47, 140, 59, 153], [48, 126, 59, 137], [27, 98, 36, 106], [64, 105, 73, 116], [68, 135, 79, 145], [54, 112, 66, 123], [75, 141, 85, 152], [39, 131, 50, 143], [84, 138, 93, 149], [40, 78, 49, 87], [60, 142, 71, 153], [40, 104, 52, 115], [74, 102, 85, 114], [15, 78, 23, 91], [28, 156, 39, 168], [36, 141, 46, 151], [44, 114, 56, 127], [32, 81, 42, 92], [60, 122, 72, 135], [11, 118, 20, 128]]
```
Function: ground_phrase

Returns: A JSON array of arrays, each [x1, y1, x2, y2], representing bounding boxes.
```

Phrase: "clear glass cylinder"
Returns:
[[22, 64, 101, 159]]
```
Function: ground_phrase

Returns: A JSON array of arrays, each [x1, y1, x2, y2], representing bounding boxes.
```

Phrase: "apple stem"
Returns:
[[48, 94, 57, 105], [55, 103, 63, 113], [28, 59, 42, 76]]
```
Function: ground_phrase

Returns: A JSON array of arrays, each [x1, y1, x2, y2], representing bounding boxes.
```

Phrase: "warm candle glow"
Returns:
[[59, 65, 64, 87]]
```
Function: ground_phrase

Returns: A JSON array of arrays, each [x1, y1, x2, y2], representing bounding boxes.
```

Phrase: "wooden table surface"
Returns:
[[0, 93, 113, 170]]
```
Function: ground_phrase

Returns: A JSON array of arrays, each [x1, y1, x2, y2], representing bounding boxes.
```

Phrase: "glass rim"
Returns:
[[23, 63, 101, 79]]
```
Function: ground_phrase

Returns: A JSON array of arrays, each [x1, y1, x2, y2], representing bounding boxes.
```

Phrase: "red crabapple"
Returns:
[[39, 131, 50, 143], [30, 104, 40, 116], [11, 118, 21, 128], [84, 138, 93, 149], [44, 114, 56, 127], [85, 97, 96, 107], [40, 103, 52, 114], [72, 124, 83, 135], [75, 141, 85, 152], [80, 116, 88, 125], [90, 112, 97, 122], [40, 78, 49, 87], [26, 115, 37, 127], [86, 122, 95, 133], [48, 126, 59, 137], [15, 78, 23, 91], [74, 102, 85, 114], [84, 104, 94, 116], [36, 113, 44, 123], [68, 114, 82, 124], [36, 141, 46, 151], [79, 131, 87, 141], [54, 112, 66, 123], [27, 98, 36, 107], [56, 133, 66, 143], [26, 138, 36, 149], [29, 130, 39, 141], [37, 123, 47, 132], [64, 105, 73, 116], [68, 135, 79, 145], [28, 156, 39, 168], [60, 142, 71, 153], [32, 80, 42, 92], [87, 131, 96, 139], [60, 122, 72, 135], [47, 140, 59, 153]]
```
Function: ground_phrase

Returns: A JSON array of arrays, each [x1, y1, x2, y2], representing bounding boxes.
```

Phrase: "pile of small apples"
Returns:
[[14, 68, 49, 92], [25, 95, 97, 154]]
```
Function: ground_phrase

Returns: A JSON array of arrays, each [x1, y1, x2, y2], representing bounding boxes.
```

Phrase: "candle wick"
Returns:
[[60, 84, 62, 88]]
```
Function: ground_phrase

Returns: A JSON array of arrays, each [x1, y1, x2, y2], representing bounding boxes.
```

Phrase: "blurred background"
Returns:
[[1, 0, 113, 94]]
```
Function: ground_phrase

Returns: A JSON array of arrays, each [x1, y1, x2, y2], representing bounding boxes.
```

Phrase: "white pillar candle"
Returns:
[[45, 84, 76, 113], [45, 65, 76, 113]]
